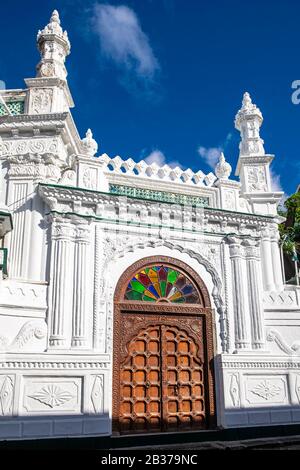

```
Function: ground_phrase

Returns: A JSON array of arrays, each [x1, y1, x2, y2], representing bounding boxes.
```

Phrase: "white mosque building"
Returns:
[[0, 11, 299, 441]]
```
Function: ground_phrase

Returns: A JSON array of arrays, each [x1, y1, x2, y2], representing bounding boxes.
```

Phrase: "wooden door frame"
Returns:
[[112, 256, 217, 434]]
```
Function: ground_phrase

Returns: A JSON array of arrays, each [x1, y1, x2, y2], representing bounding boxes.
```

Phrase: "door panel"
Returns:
[[120, 326, 162, 433], [161, 324, 205, 431], [119, 315, 208, 434]]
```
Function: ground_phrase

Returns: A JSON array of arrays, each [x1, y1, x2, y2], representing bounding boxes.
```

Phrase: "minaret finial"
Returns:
[[234, 91, 265, 156], [50, 10, 60, 24], [36, 10, 71, 80]]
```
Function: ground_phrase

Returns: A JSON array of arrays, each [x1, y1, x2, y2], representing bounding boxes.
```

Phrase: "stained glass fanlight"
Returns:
[[125, 265, 200, 303]]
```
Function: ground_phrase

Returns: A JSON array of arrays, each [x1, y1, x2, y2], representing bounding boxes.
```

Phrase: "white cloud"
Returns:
[[145, 149, 166, 166], [198, 133, 232, 169], [144, 149, 182, 169], [92, 4, 159, 80], [198, 146, 221, 169], [270, 168, 283, 193]]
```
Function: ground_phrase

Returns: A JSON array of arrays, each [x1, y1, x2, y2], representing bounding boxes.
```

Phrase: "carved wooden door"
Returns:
[[119, 317, 207, 434]]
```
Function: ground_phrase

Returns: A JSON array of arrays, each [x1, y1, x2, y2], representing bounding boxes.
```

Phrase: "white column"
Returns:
[[228, 238, 251, 350], [261, 229, 275, 291], [270, 227, 284, 291], [28, 190, 44, 280], [244, 241, 265, 349], [71, 223, 91, 348], [48, 221, 74, 348]]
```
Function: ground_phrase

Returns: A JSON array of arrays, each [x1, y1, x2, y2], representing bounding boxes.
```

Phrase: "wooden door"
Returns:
[[118, 315, 209, 434]]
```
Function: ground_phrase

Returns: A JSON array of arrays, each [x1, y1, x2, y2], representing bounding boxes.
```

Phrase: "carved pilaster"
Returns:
[[244, 240, 265, 349], [48, 220, 75, 348], [71, 223, 91, 348], [261, 229, 275, 291], [270, 226, 284, 291], [227, 237, 251, 350]]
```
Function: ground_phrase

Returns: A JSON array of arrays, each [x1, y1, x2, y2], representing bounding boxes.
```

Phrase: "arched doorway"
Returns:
[[113, 256, 216, 434]]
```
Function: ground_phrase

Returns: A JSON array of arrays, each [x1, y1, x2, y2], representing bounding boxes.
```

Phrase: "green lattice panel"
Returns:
[[109, 184, 210, 207], [0, 101, 24, 116]]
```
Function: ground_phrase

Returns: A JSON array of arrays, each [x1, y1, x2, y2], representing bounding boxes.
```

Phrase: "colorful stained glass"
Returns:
[[125, 265, 200, 303]]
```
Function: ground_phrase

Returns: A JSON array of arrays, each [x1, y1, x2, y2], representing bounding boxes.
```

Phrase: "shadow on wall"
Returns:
[[0, 408, 300, 449]]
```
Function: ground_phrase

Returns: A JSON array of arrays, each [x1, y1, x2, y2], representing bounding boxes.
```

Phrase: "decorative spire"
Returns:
[[36, 10, 71, 80], [81, 129, 98, 157], [215, 152, 232, 180], [234, 92, 265, 157]]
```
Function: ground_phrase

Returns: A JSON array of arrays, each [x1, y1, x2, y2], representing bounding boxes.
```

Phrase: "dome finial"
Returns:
[[81, 129, 98, 157], [215, 152, 232, 180]]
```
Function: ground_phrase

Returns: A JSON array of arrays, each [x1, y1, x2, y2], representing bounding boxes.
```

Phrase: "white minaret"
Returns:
[[235, 92, 283, 215], [25, 10, 74, 114], [36, 9, 71, 81]]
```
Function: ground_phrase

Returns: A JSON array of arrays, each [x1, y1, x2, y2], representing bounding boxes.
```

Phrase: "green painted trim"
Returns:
[[0, 211, 13, 229], [39, 182, 275, 220], [0, 248, 8, 276], [109, 183, 210, 207]]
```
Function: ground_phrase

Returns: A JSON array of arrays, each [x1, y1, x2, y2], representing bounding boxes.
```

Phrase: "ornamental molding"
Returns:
[[38, 184, 275, 233], [0, 320, 47, 352], [51, 219, 91, 242], [0, 113, 81, 155], [220, 359, 300, 369], [0, 360, 109, 370]]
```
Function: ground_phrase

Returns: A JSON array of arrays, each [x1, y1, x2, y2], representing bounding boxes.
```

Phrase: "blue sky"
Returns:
[[1, 0, 299, 197]]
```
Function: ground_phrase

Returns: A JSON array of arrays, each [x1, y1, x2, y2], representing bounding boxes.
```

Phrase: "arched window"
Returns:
[[124, 264, 201, 303]]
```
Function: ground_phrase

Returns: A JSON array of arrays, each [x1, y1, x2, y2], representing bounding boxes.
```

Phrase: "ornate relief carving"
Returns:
[[31, 88, 53, 114], [266, 329, 300, 355], [29, 385, 75, 408], [229, 374, 240, 407], [82, 167, 97, 190], [58, 169, 76, 186], [91, 375, 104, 413], [247, 167, 267, 192], [0, 376, 14, 415], [224, 190, 235, 210], [250, 380, 282, 400], [0, 321, 47, 352]]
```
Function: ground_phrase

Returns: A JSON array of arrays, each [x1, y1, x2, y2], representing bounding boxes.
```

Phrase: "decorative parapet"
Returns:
[[98, 153, 217, 187]]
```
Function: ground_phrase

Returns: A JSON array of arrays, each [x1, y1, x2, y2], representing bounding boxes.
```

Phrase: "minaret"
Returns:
[[25, 10, 74, 114], [235, 92, 283, 215], [36, 9, 71, 80]]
